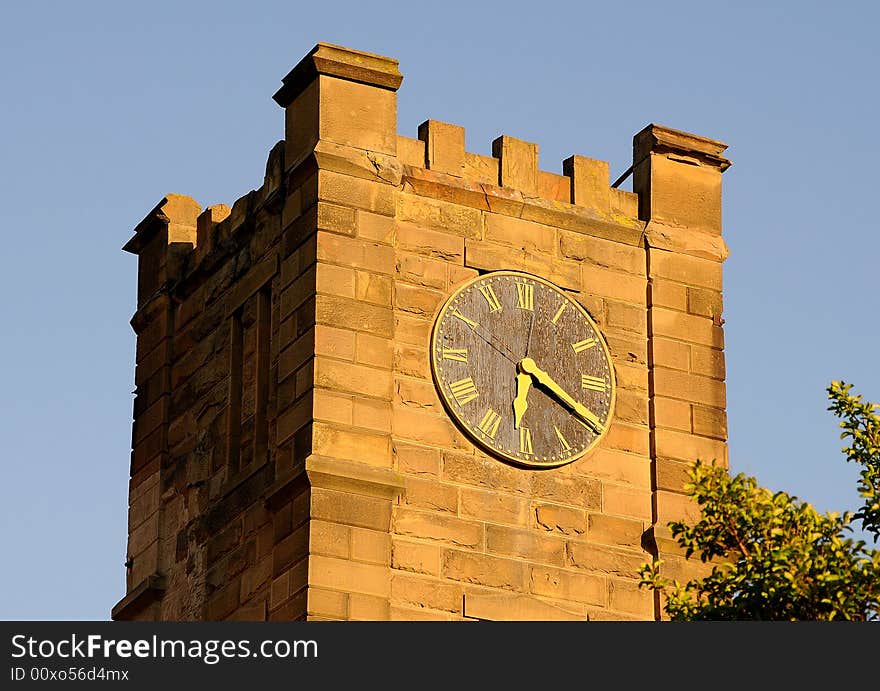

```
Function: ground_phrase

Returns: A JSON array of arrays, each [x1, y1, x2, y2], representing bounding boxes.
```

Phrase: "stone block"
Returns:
[[690, 344, 726, 380], [692, 405, 728, 440], [313, 389, 353, 426], [601, 484, 652, 521], [318, 75, 397, 155], [581, 263, 647, 304], [395, 252, 448, 289], [565, 542, 646, 579], [314, 356, 393, 399], [486, 525, 566, 566], [559, 230, 644, 275], [652, 367, 726, 407], [397, 135, 426, 168], [459, 487, 529, 527], [396, 222, 465, 262], [418, 120, 466, 176], [608, 577, 654, 618], [310, 519, 351, 559], [358, 211, 394, 244], [443, 550, 527, 591], [392, 406, 464, 448], [533, 503, 586, 536], [308, 554, 390, 598], [394, 442, 441, 477], [649, 277, 689, 310], [319, 170, 395, 216], [403, 477, 458, 514], [350, 527, 391, 565], [315, 295, 393, 339], [492, 135, 538, 195], [317, 232, 395, 275], [442, 451, 531, 496], [651, 307, 723, 348], [391, 539, 441, 575], [394, 282, 445, 319], [392, 573, 462, 613], [308, 588, 349, 620], [655, 428, 727, 465], [393, 507, 483, 548], [352, 397, 392, 433], [650, 249, 722, 291], [311, 487, 393, 532], [563, 155, 609, 213], [484, 214, 556, 254], [586, 513, 645, 548], [529, 566, 605, 607], [396, 193, 482, 239], [651, 396, 692, 432], [312, 421, 392, 467], [538, 171, 570, 202]]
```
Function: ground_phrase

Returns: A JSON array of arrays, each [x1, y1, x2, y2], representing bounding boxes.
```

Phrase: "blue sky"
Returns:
[[1, 1, 877, 619]]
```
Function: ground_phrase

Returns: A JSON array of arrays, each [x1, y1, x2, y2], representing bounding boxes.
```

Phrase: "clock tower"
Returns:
[[114, 42, 731, 621]]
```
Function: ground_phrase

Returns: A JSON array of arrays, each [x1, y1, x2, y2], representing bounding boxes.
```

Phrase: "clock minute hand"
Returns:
[[518, 357, 604, 434]]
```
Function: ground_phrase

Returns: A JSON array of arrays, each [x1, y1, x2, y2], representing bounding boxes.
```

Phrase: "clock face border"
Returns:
[[429, 269, 617, 469]]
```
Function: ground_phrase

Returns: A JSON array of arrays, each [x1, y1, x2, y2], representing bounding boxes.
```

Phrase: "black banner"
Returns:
[[2, 620, 872, 687]]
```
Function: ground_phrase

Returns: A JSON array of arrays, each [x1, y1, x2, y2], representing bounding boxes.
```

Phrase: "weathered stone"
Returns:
[[119, 43, 731, 624]]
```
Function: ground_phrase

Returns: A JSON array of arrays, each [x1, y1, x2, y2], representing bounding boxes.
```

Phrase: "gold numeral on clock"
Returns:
[[449, 377, 479, 405], [572, 337, 598, 353], [551, 303, 566, 324], [479, 285, 502, 312], [452, 310, 479, 329], [442, 347, 468, 362], [477, 408, 502, 439], [581, 375, 608, 393], [554, 426, 571, 452], [576, 416, 604, 435], [516, 283, 534, 311], [519, 426, 533, 455]]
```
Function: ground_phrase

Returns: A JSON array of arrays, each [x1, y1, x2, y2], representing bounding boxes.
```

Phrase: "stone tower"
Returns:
[[113, 42, 730, 621]]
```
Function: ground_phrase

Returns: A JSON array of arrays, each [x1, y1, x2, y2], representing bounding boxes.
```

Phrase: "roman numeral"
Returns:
[[477, 408, 502, 439], [479, 284, 502, 312], [442, 347, 468, 362], [581, 375, 608, 393], [575, 416, 604, 435], [519, 426, 533, 455], [516, 283, 534, 311], [572, 337, 598, 353], [551, 303, 566, 324], [449, 377, 479, 405], [452, 310, 478, 329], [554, 426, 571, 452]]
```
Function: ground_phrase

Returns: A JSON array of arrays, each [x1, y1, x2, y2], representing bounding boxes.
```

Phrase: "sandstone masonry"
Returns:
[[113, 42, 731, 622]]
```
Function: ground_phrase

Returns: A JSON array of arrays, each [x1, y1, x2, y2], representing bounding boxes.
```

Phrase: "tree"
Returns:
[[638, 381, 880, 621]]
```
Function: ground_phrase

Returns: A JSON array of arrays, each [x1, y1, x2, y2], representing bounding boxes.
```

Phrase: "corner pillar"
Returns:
[[634, 124, 731, 618]]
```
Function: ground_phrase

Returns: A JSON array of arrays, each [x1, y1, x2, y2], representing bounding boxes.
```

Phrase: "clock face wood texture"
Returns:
[[430, 270, 616, 468]]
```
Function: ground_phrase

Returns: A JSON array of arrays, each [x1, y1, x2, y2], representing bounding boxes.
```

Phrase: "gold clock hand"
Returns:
[[518, 357, 604, 434], [513, 373, 532, 429]]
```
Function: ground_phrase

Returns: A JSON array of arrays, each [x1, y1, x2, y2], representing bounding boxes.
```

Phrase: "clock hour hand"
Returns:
[[518, 357, 604, 434], [513, 373, 532, 429]]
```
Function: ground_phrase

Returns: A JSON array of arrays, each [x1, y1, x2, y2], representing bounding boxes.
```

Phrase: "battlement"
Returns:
[[124, 43, 730, 295]]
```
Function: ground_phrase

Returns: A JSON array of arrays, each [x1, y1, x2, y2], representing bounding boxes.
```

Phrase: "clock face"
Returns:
[[430, 270, 616, 468]]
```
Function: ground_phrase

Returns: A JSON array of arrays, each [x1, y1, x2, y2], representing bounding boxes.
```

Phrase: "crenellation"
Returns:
[[492, 135, 539, 195], [418, 119, 465, 176]]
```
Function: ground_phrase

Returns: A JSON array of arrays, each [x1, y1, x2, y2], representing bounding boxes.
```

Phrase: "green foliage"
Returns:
[[639, 382, 880, 621], [827, 381, 880, 541]]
